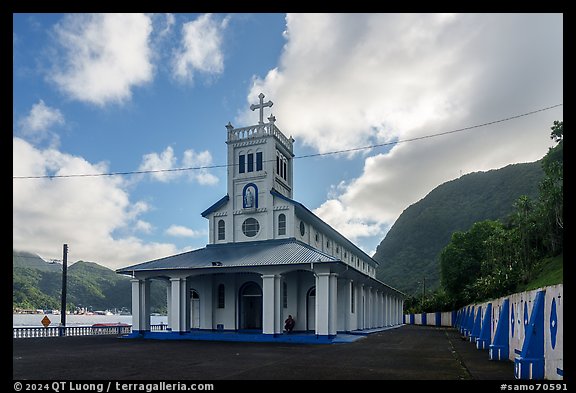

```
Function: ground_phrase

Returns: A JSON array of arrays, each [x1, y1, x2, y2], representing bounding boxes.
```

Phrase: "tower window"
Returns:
[[276, 156, 280, 175], [217, 219, 225, 240], [283, 159, 287, 180], [247, 153, 254, 172], [217, 284, 225, 309], [278, 213, 286, 236], [256, 152, 263, 171], [239, 154, 245, 174], [300, 221, 305, 237]]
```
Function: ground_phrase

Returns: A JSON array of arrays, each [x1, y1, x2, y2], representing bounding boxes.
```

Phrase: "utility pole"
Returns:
[[60, 244, 68, 331]]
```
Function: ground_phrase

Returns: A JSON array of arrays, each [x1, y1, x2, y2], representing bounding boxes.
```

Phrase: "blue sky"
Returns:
[[13, 13, 563, 269]]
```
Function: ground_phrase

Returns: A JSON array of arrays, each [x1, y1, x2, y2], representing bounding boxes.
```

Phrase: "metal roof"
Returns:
[[116, 238, 338, 274]]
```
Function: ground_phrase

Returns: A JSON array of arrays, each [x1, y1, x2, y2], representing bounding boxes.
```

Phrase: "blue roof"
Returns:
[[201, 195, 229, 218], [116, 238, 338, 274]]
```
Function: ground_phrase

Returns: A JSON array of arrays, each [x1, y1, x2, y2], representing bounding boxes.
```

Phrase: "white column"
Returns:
[[386, 294, 391, 326], [131, 279, 141, 332], [170, 277, 190, 333], [328, 273, 338, 336], [368, 287, 374, 329], [166, 284, 172, 331], [200, 278, 213, 330], [395, 297, 399, 325], [262, 274, 281, 335], [131, 278, 150, 333], [376, 291, 381, 327], [274, 275, 282, 334], [380, 293, 385, 327], [360, 284, 365, 330], [342, 279, 352, 332], [315, 273, 330, 336]]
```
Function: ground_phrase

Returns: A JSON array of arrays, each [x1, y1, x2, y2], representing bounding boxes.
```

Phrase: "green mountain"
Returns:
[[13, 250, 62, 272], [373, 161, 544, 296], [13, 252, 167, 312]]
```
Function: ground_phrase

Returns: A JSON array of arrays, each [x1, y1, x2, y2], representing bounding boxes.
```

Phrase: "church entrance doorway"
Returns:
[[239, 282, 262, 330], [306, 286, 316, 331], [190, 289, 200, 329]]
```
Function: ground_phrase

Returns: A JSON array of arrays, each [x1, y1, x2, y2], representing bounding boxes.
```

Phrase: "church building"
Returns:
[[117, 94, 405, 338]]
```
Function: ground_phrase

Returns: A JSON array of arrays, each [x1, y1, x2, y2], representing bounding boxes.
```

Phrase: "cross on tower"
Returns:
[[250, 93, 273, 125]]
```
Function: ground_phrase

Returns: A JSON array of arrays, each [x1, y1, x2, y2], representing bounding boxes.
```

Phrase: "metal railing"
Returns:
[[13, 323, 170, 338]]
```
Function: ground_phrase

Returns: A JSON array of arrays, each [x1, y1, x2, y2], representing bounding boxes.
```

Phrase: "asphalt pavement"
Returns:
[[13, 325, 514, 380]]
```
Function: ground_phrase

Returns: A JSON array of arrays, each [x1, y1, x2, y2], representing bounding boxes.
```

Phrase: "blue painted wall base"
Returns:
[[515, 357, 544, 380], [489, 299, 509, 361], [514, 291, 545, 380]]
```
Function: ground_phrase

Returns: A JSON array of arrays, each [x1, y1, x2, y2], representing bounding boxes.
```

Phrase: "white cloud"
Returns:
[[172, 13, 229, 83], [138, 146, 179, 182], [18, 100, 65, 144], [183, 149, 219, 185], [165, 225, 207, 238], [138, 146, 219, 185], [13, 137, 179, 269], [50, 13, 154, 106], [249, 13, 563, 245]]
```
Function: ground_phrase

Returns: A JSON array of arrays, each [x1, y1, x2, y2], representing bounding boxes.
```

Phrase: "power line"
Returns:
[[13, 103, 562, 180]]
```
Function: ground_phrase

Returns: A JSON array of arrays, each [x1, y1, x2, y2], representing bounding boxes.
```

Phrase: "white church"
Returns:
[[117, 94, 405, 338]]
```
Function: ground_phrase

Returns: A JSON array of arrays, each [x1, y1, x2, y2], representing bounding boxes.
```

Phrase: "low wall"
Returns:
[[403, 284, 563, 380]]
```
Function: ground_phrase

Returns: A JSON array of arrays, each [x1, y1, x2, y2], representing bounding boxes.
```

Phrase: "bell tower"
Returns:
[[221, 93, 294, 242]]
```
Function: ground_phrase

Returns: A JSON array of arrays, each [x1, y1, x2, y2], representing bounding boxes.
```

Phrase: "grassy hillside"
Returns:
[[13, 252, 167, 312], [373, 161, 544, 295]]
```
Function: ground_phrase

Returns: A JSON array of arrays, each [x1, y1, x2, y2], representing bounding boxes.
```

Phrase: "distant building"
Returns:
[[117, 94, 405, 337]]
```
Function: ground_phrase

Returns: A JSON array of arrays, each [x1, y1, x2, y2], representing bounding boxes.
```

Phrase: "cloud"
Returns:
[[13, 137, 179, 269], [138, 146, 219, 185], [17, 100, 64, 144], [138, 146, 179, 182], [172, 13, 229, 83], [165, 225, 207, 238], [183, 149, 219, 185], [49, 13, 154, 106], [248, 13, 563, 246]]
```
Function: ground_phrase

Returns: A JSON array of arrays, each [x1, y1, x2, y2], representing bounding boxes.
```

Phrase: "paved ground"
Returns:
[[13, 325, 513, 380]]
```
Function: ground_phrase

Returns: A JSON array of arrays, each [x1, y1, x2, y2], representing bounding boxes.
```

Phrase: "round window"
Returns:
[[242, 218, 260, 237], [300, 221, 305, 236]]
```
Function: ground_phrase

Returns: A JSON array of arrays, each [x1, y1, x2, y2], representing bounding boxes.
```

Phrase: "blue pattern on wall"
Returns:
[[550, 298, 558, 350]]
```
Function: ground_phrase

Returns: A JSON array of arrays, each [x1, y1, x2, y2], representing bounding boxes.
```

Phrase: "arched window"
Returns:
[[278, 213, 286, 236], [217, 284, 225, 308], [217, 219, 225, 241], [300, 221, 305, 237]]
